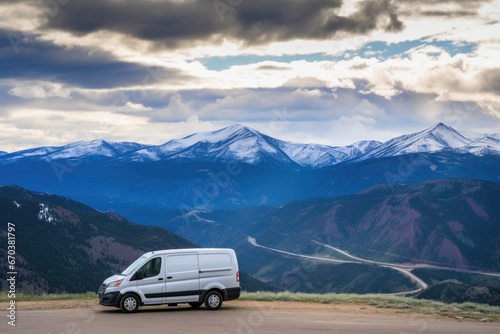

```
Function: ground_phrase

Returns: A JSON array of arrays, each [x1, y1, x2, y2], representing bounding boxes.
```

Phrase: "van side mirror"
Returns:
[[135, 269, 144, 280]]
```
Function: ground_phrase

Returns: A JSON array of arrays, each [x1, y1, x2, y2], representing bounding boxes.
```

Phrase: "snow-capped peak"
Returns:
[[3, 139, 147, 161], [159, 124, 286, 164], [174, 124, 260, 146], [355, 123, 473, 161], [1, 123, 498, 167], [46, 139, 149, 160], [423, 123, 471, 148], [127, 124, 287, 164]]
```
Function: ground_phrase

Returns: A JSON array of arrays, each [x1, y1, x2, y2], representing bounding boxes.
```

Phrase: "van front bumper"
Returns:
[[99, 291, 122, 307]]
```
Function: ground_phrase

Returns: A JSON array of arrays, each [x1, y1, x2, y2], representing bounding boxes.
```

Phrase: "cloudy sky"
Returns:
[[1, 0, 499, 152]]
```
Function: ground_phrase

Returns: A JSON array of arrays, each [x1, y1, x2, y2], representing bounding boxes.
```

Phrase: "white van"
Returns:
[[98, 248, 241, 313]]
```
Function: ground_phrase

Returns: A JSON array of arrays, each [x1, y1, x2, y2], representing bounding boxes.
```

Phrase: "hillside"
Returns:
[[162, 179, 500, 299], [167, 179, 500, 271], [413, 268, 500, 306], [0, 185, 196, 294]]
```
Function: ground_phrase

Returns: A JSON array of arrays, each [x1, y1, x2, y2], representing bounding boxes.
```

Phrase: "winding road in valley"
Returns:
[[312, 240, 428, 293], [247, 236, 500, 295]]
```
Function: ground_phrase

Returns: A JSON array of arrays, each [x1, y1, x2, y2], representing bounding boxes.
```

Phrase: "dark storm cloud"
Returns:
[[324, 0, 403, 34], [41, 0, 405, 48], [0, 30, 190, 88], [399, 0, 490, 6], [420, 11, 476, 17], [398, 0, 491, 18]]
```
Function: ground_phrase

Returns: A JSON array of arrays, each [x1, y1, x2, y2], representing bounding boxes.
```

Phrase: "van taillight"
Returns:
[[236, 271, 240, 282]]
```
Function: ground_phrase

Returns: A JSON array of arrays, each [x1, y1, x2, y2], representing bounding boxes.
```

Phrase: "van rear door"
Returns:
[[198, 252, 236, 288], [164, 253, 200, 303]]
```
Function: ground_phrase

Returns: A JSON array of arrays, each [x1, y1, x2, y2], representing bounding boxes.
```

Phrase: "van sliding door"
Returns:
[[164, 253, 200, 303]]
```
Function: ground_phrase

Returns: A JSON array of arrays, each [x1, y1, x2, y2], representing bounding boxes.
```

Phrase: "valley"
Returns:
[[249, 236, 500, 296], [247, 236, 429, 293]]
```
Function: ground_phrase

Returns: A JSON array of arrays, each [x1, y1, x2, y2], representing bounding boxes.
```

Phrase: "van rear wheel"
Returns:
[[120, 293, 140, 313], [204, 291, 223, 310]]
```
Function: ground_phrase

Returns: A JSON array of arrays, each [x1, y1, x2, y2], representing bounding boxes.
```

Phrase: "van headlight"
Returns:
[[107, 279, 123, 288]]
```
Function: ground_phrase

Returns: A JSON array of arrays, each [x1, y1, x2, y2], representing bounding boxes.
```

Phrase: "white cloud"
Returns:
[[144, 93, 194, 122], [0, 2, 41, 32], [1, 0, 499, 152], [8, 82, 72, 99], [115, 102, 152, 113], [353, 99, 386, 117]]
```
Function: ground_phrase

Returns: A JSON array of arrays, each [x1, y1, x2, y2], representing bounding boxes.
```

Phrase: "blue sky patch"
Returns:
[[198, 38, 477, 71], [197, 53, 328, 71], [343, 38, 477, 60]]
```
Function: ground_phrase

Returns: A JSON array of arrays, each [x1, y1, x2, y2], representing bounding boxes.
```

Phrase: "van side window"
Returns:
[[140, 257, 161, 278]]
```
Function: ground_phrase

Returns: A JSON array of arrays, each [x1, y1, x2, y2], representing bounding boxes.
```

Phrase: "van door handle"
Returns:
[[158, 278, 164, 281], [167, 276, 173, 279]]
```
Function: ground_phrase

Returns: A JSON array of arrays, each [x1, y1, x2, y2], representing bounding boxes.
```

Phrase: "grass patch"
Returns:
[[1, 291, 499, 321], [0, 292, 97, 302], [240, 291, 500, 321]]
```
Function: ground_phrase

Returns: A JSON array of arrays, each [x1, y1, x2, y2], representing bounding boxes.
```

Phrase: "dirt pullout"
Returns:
[[2, 299, 497, 322], [0, 299, 434, 317], [1, 300, 101, 311]]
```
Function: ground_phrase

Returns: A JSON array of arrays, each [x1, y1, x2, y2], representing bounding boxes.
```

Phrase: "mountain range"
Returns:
[[1, 123, 499, 167], [0, 123, 498, 227], [1, 122, 499, 304]]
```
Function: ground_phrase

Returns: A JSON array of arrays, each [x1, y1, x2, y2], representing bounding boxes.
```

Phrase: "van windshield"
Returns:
[[121, 256, 147, 276]]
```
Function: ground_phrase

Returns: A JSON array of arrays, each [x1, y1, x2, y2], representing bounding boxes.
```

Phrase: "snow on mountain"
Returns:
[[354, 123, 473, 162], [160, 125, 293, 165], [47, 139, 144, 159], [151, 125, 380, 167], [268, 139, 382, 167], [1, 123, 498, 167], [131, 127, 250, 161], [462, 135, 500, 155], [271, 142, 342, 167], [122, 124, 380, 166], [332, 140, 382, 161], [458, 130, 487, 141], [4, 146, 61, 160], [2, 139, 148, 161]]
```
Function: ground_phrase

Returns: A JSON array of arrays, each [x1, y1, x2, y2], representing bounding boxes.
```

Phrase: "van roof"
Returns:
[[143, 248, 235, 256]]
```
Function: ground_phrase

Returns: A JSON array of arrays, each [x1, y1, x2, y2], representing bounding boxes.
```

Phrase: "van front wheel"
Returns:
[[204, 291, 223, 310], [120, 294, 140, 313]]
